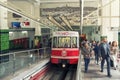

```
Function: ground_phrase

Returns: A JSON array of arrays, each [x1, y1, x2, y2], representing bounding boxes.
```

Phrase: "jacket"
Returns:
[[98, 42, 110, 58], [81, 46, 92, 58]]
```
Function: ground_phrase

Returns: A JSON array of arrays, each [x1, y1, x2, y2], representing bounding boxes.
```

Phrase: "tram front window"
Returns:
[[53, 37, 78, 48], [71, 37, 77, 48]]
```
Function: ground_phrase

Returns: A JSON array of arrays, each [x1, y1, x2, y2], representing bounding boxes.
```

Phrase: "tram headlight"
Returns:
[[62, 64, 66, 68], [61, 50, 67, 57]]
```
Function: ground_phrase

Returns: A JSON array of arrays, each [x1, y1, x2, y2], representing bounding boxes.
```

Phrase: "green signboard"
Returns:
[[0, 30, 9, 53]]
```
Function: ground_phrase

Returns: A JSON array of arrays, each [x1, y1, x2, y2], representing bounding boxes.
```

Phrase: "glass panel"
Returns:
[[59, 37, 71, 48], [71, 37, 77, 48], [0, 47, 51, 79], [53, 37, 57, 48], [111, 0, 119, 16], [53, 36, 78, 48], [111, 18, 119, 27]]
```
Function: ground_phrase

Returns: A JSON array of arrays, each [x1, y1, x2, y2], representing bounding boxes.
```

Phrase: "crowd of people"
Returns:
[[81, 37, 119, 78]]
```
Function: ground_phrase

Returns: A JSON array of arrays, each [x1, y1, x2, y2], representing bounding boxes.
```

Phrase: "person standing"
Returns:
[[93, 41, 100, 65], [110, 41, 119, 70], [81, 42, 92, 73], [99, 37, 112, 77], [91, 40, 96, 59]]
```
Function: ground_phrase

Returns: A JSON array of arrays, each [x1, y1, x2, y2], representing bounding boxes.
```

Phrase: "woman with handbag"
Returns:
[[81, 42, 92, 73], [110, 41, 119, 70]]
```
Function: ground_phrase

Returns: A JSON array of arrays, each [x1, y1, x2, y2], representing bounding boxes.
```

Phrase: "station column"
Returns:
[[33, 3, 41, 48], [100, 0, 120, 41], [0, 0, 9, 62]]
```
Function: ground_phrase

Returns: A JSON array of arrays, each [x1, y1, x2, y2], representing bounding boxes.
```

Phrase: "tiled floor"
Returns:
[[82, 59, 120, 80]]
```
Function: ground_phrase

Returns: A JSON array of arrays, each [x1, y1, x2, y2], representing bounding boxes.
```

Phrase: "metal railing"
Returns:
[[0, 47, 51, 78]]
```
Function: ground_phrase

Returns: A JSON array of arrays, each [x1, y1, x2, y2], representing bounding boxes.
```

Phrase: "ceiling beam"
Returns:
[[40, 0, 98, 3], [40, 0, 78, 3], [0, 1, 51, 28], [60, 15, 73, 30], [48, 16, 66, 30], [84, 0, 116, 19]]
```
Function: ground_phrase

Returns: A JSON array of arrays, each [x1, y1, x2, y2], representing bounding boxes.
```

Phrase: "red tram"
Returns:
[[51, 31, 80, 67]]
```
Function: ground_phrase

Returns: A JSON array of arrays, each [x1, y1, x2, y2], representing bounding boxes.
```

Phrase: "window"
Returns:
[[53, 37, 57, 48], [71, 37, 77, 48], [58, 37, 71, 48], [52, 36, 78, 48]]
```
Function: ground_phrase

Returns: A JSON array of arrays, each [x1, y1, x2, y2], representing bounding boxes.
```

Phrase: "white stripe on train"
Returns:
[[51, 56, 79, 59]]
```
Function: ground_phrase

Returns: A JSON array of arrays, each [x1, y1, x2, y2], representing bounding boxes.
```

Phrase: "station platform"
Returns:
[[81, 59, 120, 80]]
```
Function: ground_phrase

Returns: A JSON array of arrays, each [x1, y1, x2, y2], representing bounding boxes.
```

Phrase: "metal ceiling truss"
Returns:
[[60, 15, 73, 30], [0, 1, 52, 29], [47, 15, 66, 30], [83, 0, 116, 25]]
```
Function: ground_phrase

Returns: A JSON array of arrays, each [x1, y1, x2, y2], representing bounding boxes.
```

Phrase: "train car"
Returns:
[[51, 31, 80, 67]]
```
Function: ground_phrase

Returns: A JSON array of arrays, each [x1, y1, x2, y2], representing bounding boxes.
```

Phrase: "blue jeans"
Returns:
[[84, 58, 90, 72], [101, 56, 111, 75]]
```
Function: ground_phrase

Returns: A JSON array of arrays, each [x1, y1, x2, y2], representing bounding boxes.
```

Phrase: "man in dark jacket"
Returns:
[[99, 37, 112, 77]]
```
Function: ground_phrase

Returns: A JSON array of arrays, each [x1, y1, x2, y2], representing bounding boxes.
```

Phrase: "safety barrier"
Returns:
[[0, 47, 51, 79], [76, 50, 82, 80]]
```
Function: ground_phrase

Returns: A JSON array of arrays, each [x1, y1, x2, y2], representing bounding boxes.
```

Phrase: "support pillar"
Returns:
[[0, 0, 9, 63], [33, 3, 41, 48]]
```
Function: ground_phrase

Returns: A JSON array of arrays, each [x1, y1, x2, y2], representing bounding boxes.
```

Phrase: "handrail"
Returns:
[[0, 47, 50, 56], [0, 47, 51, 79]]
